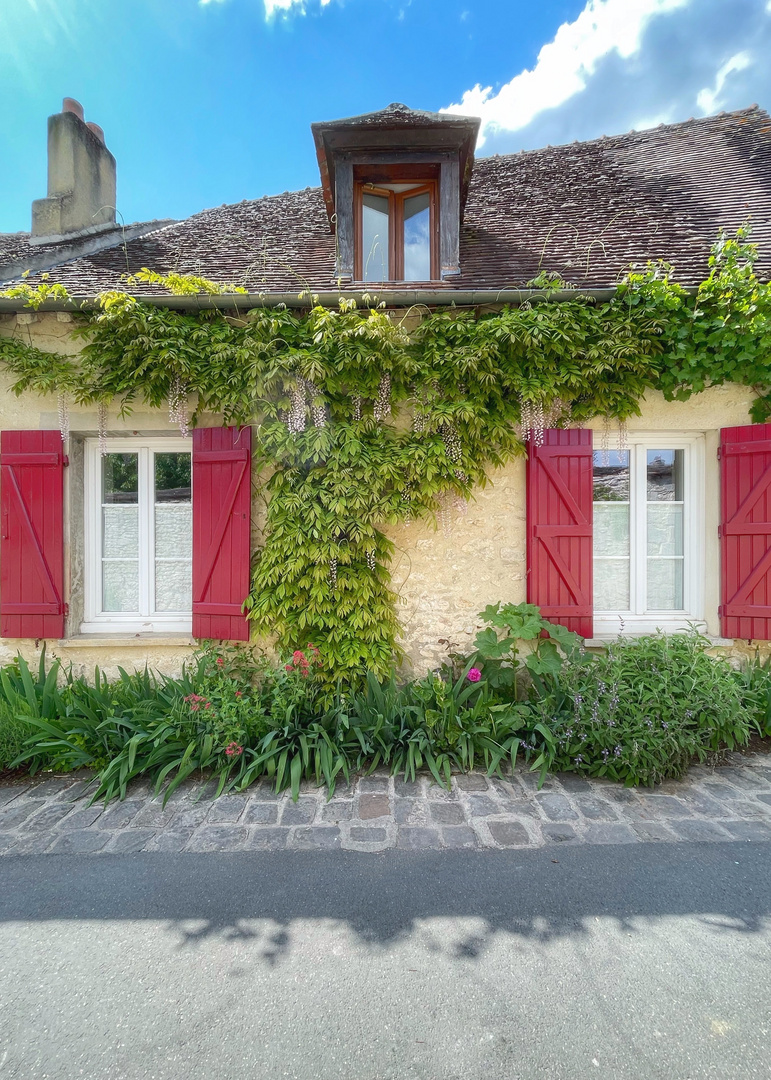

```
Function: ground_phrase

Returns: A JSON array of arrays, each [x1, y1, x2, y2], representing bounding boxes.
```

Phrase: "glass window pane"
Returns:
[[361, 193, 389, 281], [593, 450, 629, 501], [155, 561, 192, 612], [155, 506, 192, 559], [103, 506, 138, 558], [594, 559, 630, 611], [647, 449, 683, 501], [103, 454, 138, 504], [155, 453, 191, 503], [647, 559, 684, 610], [594, 503, 630, 557], [403, 192, 431, 281], [103, 561, 139, 612], [647, 504, 683, 556]]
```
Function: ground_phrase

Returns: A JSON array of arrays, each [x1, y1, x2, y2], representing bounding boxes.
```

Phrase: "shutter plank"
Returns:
[[192, 426, 251, 642], [1, 430, 65, 639], [526, 429, 593, 637], [720, 423, 771, 639]]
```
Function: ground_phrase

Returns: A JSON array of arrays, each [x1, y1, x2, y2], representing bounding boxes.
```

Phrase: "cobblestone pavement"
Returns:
[[1, 754, 771, 854]]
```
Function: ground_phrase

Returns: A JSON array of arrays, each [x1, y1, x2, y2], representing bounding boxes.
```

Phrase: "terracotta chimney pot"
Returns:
[[62, 97, 84, 121], [86, 122, 105, 145]]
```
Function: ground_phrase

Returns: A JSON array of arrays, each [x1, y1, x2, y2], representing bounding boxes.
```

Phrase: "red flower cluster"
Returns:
[[225, 742, 243, 757], [216, 657, 224, 667], [284, 644, 321, 679], [184, 693, 212, 712]]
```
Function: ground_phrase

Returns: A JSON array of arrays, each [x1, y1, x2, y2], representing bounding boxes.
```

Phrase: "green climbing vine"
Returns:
[[1, 228, 770, 682]]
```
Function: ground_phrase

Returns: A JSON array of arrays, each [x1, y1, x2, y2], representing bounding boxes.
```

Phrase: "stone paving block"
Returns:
[[441, 826, 480, 849], [670, 820, 732, 842], [574, 796, 618, 822], [58, 806, 103, 829], [349, 827, 388, 843], [279, 798, 317, 825], [535, 793, 578, 822], [632, 822, 678, 842], [703, 782, 745, 800], [488, 821, 531, 847], [429, 802, 465, 825], [636, 795, 693, 818], [319, 800, 352, 824], [49, 830, 110, 854], [25, 778, 79, 799], [466, 794, 499, 817], [174, 806, 210, 828], [554, 773, 593, 793], [726, 800, 769, 819], [496, 798, 540, 819], [425, 782, 457, 801], [245, 827, 289, 850], [721, 820, 771, 841], [244, 801, 280, 825], [394, 798, 421, 825], [294, 827, 341, 849], [678, 790, 730, 817], [517, 773, 558, 793], [106, 829, 158, 853], [581, 824, 638, 845], [0, 799, 45, 828], [357, 794, 390, 820], [598, 786, 640, 804], [358, 776, 389, 793], [248, 781, 283, 801], [26, 804, 73, 831], [55, 780, 98, 804], [489, 778, 519, 798], [756, 793, 771, 808], [715, 767, 768, 789], [6, 833, 56, 855], [454, 774, 490, 792], [132, 804, 178, 829], [95, 801, 143, 830], [541, 823, 578, 843], [206, 796, 249, 823], [397, 827, 440, 850], [393, 778, 423, 797], [143, 829, 196, 853], [186, 826, 248, 852]]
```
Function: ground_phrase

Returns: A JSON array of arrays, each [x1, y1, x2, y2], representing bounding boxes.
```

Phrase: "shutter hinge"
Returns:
[[63, 456, 69, 467], [717, 524, 723, 538], [63, 603, 69, 616], [718, 604, 725, 617], [717, 445, 722, 461]]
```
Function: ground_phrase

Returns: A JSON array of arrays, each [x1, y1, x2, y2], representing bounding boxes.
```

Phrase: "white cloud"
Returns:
[[696, 50, 753, 112], [199, 0, 331, 14], [443, 0, 688, 146]]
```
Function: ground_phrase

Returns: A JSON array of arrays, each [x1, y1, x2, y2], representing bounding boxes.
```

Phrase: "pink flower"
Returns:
[[467, 668, 482, 683], [216, 657, 224, 667], [225, 742, 243, 757], [235, 690, 243, 698]]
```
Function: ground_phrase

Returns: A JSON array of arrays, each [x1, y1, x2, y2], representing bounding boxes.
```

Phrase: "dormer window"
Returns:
[[355, 166, 438, 282], [311, 103, 480, 286]]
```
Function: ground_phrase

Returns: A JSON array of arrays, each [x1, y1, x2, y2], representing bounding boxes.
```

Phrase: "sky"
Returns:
[[1, 0, 770, 233]]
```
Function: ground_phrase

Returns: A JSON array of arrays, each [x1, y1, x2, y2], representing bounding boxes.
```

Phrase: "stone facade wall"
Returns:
[[0, 312, 765, 677]]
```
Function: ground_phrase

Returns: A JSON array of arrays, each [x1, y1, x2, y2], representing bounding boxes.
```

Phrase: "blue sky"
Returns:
[[1, 0, 770, 233]]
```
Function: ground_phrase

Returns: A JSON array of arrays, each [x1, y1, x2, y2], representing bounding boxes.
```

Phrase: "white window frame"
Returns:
[[82, 437, 193, 634], [593, 432, 705, 638]]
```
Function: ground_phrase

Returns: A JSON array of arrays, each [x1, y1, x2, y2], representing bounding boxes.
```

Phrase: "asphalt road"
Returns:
[[0, 844, 769, 1080]]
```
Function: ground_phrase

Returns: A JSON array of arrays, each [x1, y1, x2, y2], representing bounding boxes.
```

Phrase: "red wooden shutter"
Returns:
[[720, 423, 771, 639], [1, 430, 65, 639], [192, 426, 251, 642], [526, 429, 593, 637]]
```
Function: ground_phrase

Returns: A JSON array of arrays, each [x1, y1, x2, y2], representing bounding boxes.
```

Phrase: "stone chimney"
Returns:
[[31, 98, 116, 244]]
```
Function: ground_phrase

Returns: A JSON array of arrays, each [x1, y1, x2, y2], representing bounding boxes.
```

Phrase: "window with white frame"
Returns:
[[82, 438, 192, 634], [592, 434, 704, 635]]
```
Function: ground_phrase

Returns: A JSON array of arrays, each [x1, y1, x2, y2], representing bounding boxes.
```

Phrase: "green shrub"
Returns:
[[0, 698, 35, 772], [738, 652, 771, 738], [528, 632, 752, 786]]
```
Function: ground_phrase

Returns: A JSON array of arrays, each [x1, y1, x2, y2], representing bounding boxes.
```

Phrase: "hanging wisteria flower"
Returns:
[[466, 668, 482, 682]]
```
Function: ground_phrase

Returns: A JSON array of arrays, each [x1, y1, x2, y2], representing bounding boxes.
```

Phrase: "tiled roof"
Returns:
[[3, 106, 770, 296]]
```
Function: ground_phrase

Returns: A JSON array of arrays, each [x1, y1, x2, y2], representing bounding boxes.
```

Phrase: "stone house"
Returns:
[[1, 97, 771, 676]]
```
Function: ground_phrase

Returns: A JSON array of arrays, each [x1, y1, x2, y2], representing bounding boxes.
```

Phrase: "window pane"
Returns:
[[103, 454, 138, 504], [593, 451, 629, 501], [103, 561, 139, 612], [156, 506, 192, 559], [594, 503, 630, 556], [155, 561, 192, 612], [647, 504, 683, 556], [647, 450, 683, 501], [594, 559, 630, 611], [155, 453, 191, 503], [647, 558, 684, 610], [403, 192, 431, 281], [103, 506, 138, 558], [361, 193, 389, 281]]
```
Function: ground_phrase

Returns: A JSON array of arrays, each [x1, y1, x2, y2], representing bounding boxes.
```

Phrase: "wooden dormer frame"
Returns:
[[353, 170, 439, 282]]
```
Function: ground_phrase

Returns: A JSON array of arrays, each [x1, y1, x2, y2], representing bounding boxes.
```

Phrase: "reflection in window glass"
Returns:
[[593, 450, 630, 611], [647, 449, 684, 609], [403, 192, 431, 281], [362, 193, 389, 281], [647, 449, 683, 501], [103, 454, 138, 504], [102, 454, 139, 611], [155, 453, 191, 503]]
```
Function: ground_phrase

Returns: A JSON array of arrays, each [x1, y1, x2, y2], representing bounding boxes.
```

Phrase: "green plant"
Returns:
[[528, 632, 752, 786], [471, 602, 581, 694], [738, 651, 771, 737]]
